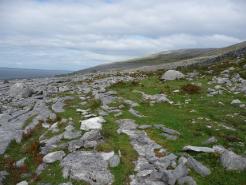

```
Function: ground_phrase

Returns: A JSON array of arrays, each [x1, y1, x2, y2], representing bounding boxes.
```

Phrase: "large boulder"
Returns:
[[161, 70, 184, 81], [9, 83, 33, 98], [52, 96, 74, 113]]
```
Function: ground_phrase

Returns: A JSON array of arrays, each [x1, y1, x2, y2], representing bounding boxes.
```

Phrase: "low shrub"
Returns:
[[25, 141, 40, 157], [181, 84, 201, 94], [22, 128, 33, 140], [19, 164, 28, 173], [34, 153, 43, 165]]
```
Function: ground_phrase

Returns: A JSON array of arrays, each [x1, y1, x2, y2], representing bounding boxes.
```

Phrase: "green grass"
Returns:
[[191, 153, 246, 185], [97, 116, 138, 185], [1, 56, 245, 185], [110, 74, 246, 152], [0, 123, 45, 185], [57, 95, 82, 130], [33, 161, 89, 185], [108, 58, 246, 185], [22, 115, 36, 129]]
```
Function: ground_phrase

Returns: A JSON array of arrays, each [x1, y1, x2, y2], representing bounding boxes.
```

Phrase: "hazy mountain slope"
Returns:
[[75, 41, 246, 74], [0, 67, 71, 80]]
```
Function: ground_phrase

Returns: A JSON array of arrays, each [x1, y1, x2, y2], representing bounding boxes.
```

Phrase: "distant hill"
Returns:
[[74, 41, 246, 74], [0, 67, 71, 80]]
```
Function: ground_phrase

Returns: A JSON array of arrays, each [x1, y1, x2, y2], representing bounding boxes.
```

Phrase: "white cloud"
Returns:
[[0, 0, 245, 70]]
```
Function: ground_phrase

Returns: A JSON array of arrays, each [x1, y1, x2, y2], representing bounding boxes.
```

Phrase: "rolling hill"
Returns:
[[74, 41, 246, 74]]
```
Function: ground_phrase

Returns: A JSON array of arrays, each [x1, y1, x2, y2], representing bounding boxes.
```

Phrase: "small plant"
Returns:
[[154, 148, 166, 158], [164, 84, 171, 94], [131, 80, 139, 86], [31, 174, 40, 182], [19, 164, 29, 173], [2, 157, 26, 184], [25, 141, 40, 157], [3, 157, 15, 170], [181, 83, 201, 94], [23, 128, 34, 140], [23, 123, 43, 140], [34, 153, 43, 165], [224, 135, 241, 142], [88, 99, 101, 110]]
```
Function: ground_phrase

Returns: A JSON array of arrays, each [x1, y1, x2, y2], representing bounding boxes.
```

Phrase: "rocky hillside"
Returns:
[[0, 48, 246, 185], [75, 41, 246, 74]]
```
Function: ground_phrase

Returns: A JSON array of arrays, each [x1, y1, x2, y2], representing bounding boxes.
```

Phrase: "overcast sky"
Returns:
[[0, 0, 245, 70]]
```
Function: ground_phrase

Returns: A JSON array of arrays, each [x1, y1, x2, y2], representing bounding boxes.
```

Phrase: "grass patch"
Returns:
[[97, 116, 138, 185], [108, 57, 246, 185], [57, 95, 81, 130], [0, 123, 45, 184]]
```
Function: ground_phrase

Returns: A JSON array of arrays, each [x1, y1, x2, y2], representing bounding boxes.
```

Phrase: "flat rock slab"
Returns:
[[154, 124, 180, 136], [80, 117, 105, 131], [0, 99, 54, 155], [129, 108, 144, 118], [43, 151, 65, 163], [61, 151, 113, 185], [142, 93, 172, 104], [63, 130, 81, 140], [117, 119, 170, 184], [187, 157, 211, 177], [117, 119, 137, 135], [183, 146, 215, 153], [52, 96, 74, 113]]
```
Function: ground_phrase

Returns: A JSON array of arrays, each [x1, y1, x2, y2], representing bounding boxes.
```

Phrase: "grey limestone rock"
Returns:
[[9, 83, 33, 98], [43, 151, 66, 163], [220, 149, 246, 170], [108, 154, 120, 167], [161, 70, 184, 81], [61, 151, 113, 185], [187, 157, 211, 177]]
